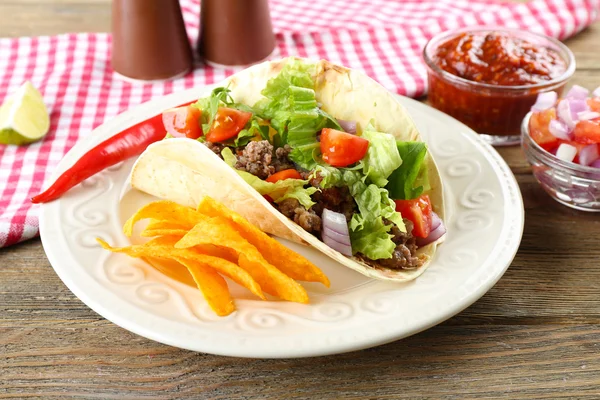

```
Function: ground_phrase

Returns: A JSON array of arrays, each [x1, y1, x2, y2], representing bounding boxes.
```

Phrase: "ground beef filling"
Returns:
[[204, 142, 226, 157], [234, 140, 294, 180], [374, 219, 424, 270], [224, 140, 423, 270], [277, 183, 356, 236]]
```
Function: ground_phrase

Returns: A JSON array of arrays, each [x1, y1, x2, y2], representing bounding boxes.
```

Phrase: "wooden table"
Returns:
[[2, 2, 600, 398]]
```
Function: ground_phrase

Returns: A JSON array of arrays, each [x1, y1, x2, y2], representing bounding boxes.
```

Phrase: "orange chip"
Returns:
[[174, 257, 265, 300], [96, 237, 264, 300], [183, 261, 235, 316], [175, 217, 309, 304], [123, 201, 207, 237], [144, 256, 197, 287], [145, 219, 190, 231], [141, 228, 189, 238], [197, 196, 329, 287]]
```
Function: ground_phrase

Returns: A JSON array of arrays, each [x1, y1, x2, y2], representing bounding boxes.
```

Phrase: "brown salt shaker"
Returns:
[[111, 0, 193, 81], [198, 0, 276, 67]]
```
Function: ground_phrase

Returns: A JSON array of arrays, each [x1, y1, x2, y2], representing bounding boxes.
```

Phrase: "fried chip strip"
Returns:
[[182, 261, 235, 316], [97, 237, 265, 300], [197, 197, 330, 287], [123, 201, 207, 237], [144, 256, 197, 287], [175, 218, 309, 304], [141, 228, 190, 238], [145, 219, 190, 231], [142, 220, 191, 237]]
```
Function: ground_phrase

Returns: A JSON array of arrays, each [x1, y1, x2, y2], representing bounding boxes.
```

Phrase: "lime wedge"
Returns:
[[0, 81, 50, 145]]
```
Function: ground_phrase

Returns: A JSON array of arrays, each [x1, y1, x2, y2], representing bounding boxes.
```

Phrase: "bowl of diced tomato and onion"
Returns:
[[522, 85, 600, 211]]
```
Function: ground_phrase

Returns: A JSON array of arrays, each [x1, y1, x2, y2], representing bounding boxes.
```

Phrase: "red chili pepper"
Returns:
[[31, 101, 195, 204]]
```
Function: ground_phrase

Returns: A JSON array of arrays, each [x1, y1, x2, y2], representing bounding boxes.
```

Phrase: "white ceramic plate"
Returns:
[[40, 88, 524, 358]]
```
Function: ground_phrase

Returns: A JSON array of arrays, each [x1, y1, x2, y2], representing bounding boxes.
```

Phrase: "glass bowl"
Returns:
[[424, 27, 575, 147], [521, 112, 600, 212]]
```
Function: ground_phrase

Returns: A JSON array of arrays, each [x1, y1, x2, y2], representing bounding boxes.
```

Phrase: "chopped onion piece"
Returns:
[[323, 227, 351, 246], [322, 209, 348, 233], [416, 219, 446, 247], [430, 211, 442, 231], [591, 159, 600, 169], [322, 234, 353, 256], [322, 208, 352, 256], [570, 99, 590, 113], [557, 99, 589, 128], [337, 119, 357, 134], [593, 86, 600, 98], [577, 111, 600, 121], [531, 91, 557, 111], [555, 143, 578, 162], [566, 85, 589, 100], [579, 144, 599, 166], [557, 99, 575, 129], [548, 119, 572, 140]]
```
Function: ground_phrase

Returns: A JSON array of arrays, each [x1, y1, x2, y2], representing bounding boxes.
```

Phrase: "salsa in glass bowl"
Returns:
[[522, 85, 600, 211], [424, 27, 575, 146]]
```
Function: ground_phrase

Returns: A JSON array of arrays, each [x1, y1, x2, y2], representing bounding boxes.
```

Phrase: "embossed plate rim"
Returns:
[[40, 88, 524, 358]]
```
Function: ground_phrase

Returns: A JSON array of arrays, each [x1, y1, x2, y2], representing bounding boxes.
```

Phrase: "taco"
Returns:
[[130, 57, 446, 282]]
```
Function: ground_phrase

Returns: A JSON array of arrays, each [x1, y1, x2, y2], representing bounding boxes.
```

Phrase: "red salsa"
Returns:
[[425, 31, 570, 137], [434, 33, 566, 86]]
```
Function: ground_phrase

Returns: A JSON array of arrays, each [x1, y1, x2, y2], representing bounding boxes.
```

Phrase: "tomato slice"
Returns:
[[320, 128, 369, 167], [206, 107, 252, 143], [528, 108, 559, 151], [162, 106, 203, 139], [266, 169, 303, 183], [394, 195, 433, 238], [573, 119, 600, 145]]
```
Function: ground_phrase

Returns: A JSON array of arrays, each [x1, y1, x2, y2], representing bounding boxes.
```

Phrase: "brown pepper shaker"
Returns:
[[111, 0, 193, 81], [198, 0, 276, 67]]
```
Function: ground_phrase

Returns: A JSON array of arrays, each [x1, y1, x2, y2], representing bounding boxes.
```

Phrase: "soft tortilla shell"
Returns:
[[131, 57, 445, 282]]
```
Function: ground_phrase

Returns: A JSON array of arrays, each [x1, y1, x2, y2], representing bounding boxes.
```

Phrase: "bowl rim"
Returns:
[[521, 111, 600, 175], [423, 26, 576, 92]]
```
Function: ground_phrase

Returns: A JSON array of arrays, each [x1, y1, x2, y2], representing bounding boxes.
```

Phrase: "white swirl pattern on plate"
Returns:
[[39, 92, 524, 357], [104, 258, 146, 285]]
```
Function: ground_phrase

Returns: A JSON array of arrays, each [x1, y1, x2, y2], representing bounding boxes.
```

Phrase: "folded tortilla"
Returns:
[[130, 57, 445, 282]]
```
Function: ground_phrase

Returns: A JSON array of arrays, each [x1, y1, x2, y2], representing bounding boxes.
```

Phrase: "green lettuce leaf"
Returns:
[[314, 164, 405, 260], [255, 59, 340, 149], [221, 148, 316, 208], [361, 126, 403, 187], [233, 118, 269, 147], [349, 218, 396, 261], [386, 141, 429, 200], [289, 142, 321, 171]]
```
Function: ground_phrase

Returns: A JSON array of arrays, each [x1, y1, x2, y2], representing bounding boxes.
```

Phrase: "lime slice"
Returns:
[[0, 81, 50, 145]]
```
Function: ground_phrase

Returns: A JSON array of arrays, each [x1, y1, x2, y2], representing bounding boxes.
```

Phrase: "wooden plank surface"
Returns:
[[1, 1, 600, 398]]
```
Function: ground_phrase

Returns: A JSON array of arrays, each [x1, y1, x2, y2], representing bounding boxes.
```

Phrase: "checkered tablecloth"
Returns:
[[0, 0, 598, 248]]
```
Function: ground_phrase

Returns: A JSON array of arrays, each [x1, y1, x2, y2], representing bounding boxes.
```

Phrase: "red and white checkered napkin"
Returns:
[[0, 0, 598, 248]]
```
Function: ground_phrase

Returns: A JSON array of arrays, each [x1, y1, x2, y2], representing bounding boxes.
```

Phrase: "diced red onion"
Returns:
[[579, 144, 599, 166], [337, 119, 357, 134], [430, 211, 442, 230], [593, 86, 600, 98], [577, 111, 600, 121], [565, 85, 589, 100], [323, 228, 351, 246], [416, 216, 446, 247], [322, 233, 352, 256], [531, 91, 557, 112], [555, 143, 578, 162], [591, 159, 600, 168], [322, 208, 352, 256], [548, 119, 572, 140], [557, 99, 590, 129]]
